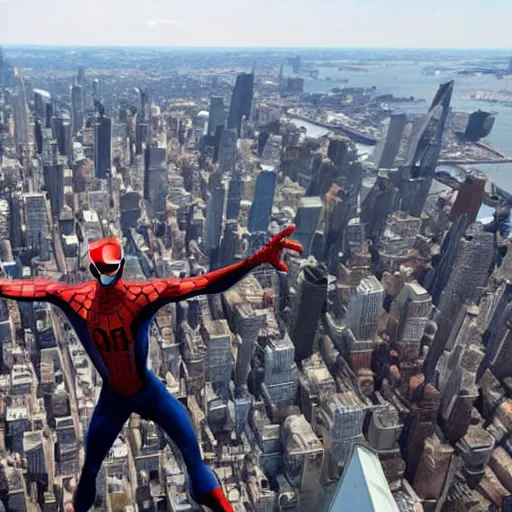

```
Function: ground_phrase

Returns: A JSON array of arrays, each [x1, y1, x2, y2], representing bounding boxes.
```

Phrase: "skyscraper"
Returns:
[[22, 193, 51, 249], [34, 89, 53, 155], [12, 69, 29, 151], [94, 104, 112, 179], [143, 147, 168, 218], [42, 139, 64, 219], [77, 66, 86, 85], [346, 275, 384, 341], [327, 444, 398, 512], [373, 114, 407, 169], [120, 191, 141, 236], [33, 89, 52, 126], [52, 114, 72, 160], [226, 173, 242, 220], [204, 185, 226, 264], [390, 283, 432, 361], [218, 219, 239, 268], [248, 168, 276, 233], [204, 320, 234, 397], [289, 264, 328, 362], [135, 89, 151, 155], [71, 84, 85, 135], [449, 171, 486, 224], [400, 81, 453, 217], [218, 128, 237, 174], [207, 97, 225, 137], [437, 224, 494, 319], [227, 72, 254, 137], [261, 334, 299, 408], [464, 110, 495, 142], [293, 196, 324, 257]]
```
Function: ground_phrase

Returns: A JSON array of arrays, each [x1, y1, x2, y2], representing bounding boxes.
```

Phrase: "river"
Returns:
[[290, 60, 512, 217]]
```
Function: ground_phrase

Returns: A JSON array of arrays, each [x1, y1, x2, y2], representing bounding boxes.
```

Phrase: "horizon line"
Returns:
[[1, 43, 512, 52]]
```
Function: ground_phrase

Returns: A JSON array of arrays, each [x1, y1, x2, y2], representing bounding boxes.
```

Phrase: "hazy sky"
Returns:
[[1, 0, 511, 48]]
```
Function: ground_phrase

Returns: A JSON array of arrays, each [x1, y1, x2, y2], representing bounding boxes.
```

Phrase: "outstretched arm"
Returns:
[[157, 225, 303, 302], [0, 279, 66, 303]]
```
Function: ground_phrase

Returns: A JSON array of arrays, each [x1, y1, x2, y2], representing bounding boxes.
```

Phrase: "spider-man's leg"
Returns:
[[136, 372, 234, 512], [74, 387, 131, 512]]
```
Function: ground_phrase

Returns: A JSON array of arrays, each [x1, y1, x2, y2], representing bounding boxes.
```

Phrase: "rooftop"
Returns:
[[329, 444, 399, 512]]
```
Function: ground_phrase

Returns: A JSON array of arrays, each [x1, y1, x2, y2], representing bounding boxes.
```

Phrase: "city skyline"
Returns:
[[1, 39, 512, 511], [1, 0, 512, 49]]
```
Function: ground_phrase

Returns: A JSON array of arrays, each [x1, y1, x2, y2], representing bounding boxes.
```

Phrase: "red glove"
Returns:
[[248, 225, 303, 272]]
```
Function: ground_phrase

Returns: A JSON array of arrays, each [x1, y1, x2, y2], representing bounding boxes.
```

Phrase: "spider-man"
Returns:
[[0, 225, 302, 512]]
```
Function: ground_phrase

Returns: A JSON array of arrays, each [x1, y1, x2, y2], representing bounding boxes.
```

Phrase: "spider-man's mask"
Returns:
[[88, 238, 125, 286]]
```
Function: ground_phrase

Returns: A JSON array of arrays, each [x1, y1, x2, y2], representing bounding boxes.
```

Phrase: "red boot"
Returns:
[[196, 487, 234, 512]]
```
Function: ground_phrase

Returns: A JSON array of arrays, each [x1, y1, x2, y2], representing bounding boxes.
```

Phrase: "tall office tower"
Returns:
[[480, 283, 512, 381], [218, 128, 237, 174], [227, 72, 254, 136], [373, 114, 407, 169], [33, 89, 52, 125], [464, 110, 495, 142], [92, 78, 103, 101], [6, 468, 29, 512], [120, 191, 141, 236], [261, 134, 283, 164], [226, 172, 242, 220], [317, 392, 370, 482], [400, 81, 453, 217], [52, 113, 72, 160], [346, 275, 384, 341], [55, 416, 78, 476], [438, 224, 494, 319], [0, 199, 10, 245], [34, 92, 53, 156], [327, 445, 398, 511], [94, 104, 112, 179], [34, 119, 44, 155], [9, 192, 23, 249], [260, 334, 299, 410], [424, 213, 470, 306], [289, 265, 328, 362], [389, 283, 432, 361], [23, 430, 52, 489], [204, 320, 234, 397], [228, 303, 265, 390], [282, 414, 323, 508], [12, 69, 30, 151], [293, 196, 323, 258], [218, 219, 239, 268], [306, 157, 337, 198], [77, 66, 86, 85], [207, 96, 225, 137], [361, 173, 398, 244], [248, 168, 276, 233], [22, 193, 51, 249], [42, 139, 64, 218], [449, 171, 486, 223], [70, 84, 85, 135], [204, 185, 226, 265], [143, 147, 168, 219], [135, 89, 151, 154]]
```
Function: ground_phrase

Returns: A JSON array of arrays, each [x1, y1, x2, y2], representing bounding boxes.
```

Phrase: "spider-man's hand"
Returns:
[[248, 225, 303, 272]]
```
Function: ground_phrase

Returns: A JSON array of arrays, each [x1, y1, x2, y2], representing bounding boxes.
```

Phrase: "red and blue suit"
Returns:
[[0, 225, 302, 512]]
